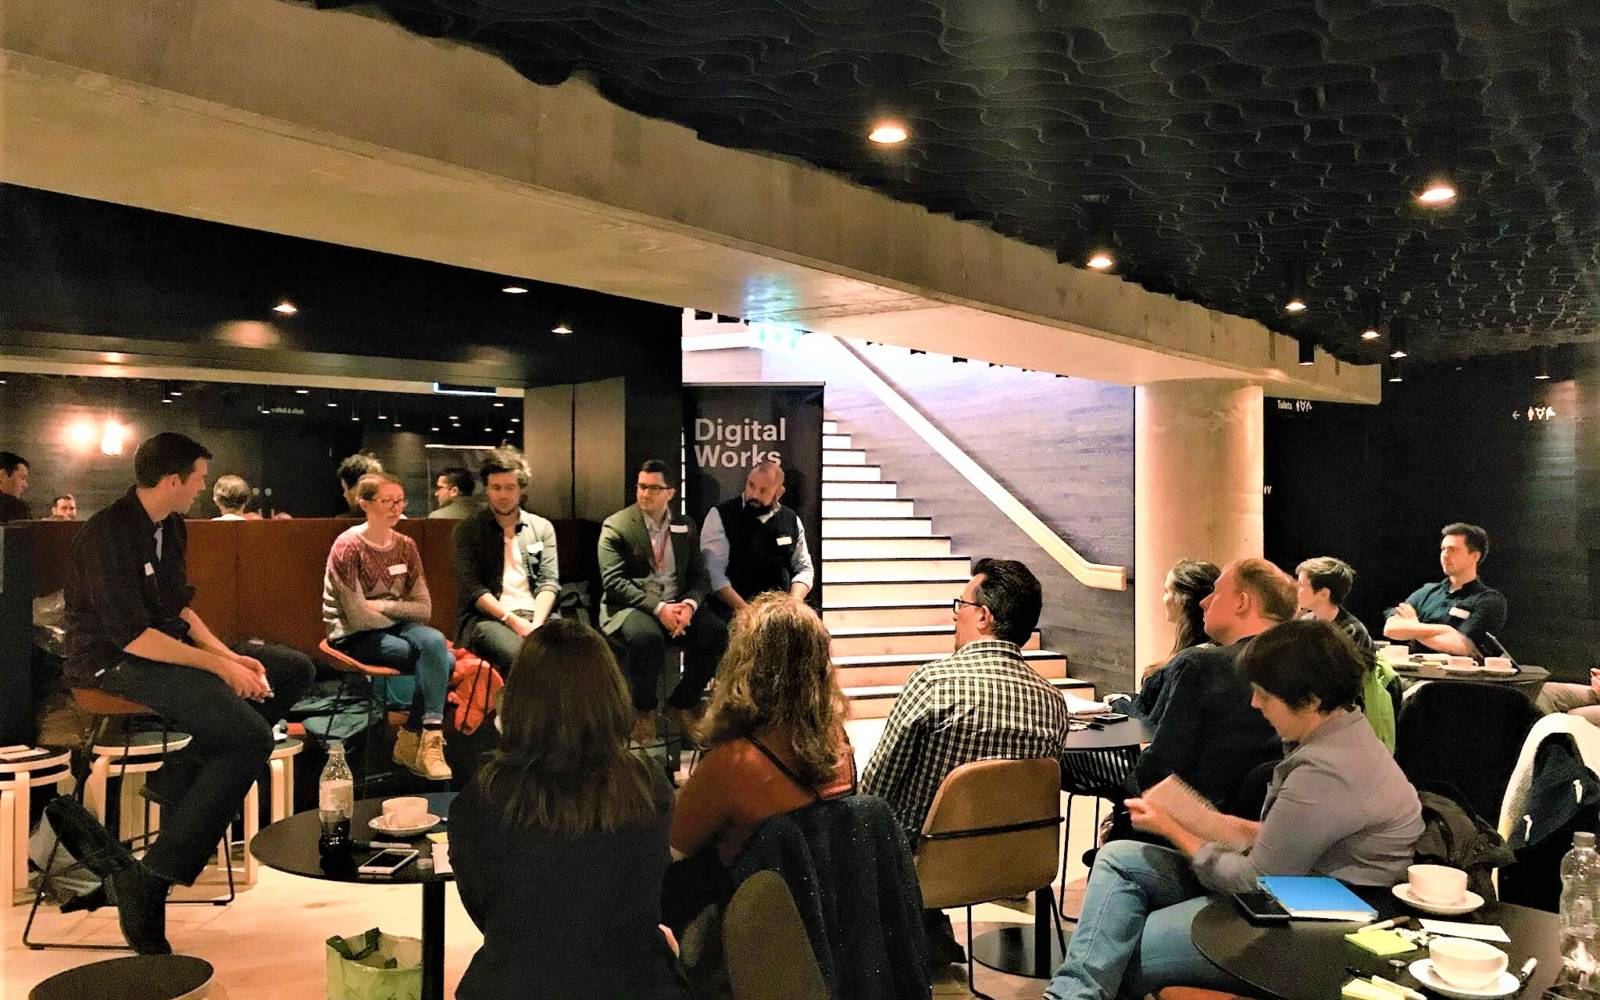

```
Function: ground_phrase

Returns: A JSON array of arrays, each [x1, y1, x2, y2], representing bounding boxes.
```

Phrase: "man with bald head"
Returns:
[[700, 459, 815, 618]]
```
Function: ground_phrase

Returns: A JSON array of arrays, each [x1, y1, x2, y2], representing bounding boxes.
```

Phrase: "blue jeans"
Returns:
[[332, 622, 450, 729], [1044, 840, 1247, 1000]]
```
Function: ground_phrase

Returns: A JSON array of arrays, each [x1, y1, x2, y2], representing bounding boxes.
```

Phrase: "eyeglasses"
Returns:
[[370, 497, 406, 508], [951, 597, 983, 614], [636, 483, 672, 494]]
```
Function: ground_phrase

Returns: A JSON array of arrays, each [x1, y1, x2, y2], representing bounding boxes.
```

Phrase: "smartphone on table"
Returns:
[[1231, 890, 1290, 923], [357, 848, 418, 876]]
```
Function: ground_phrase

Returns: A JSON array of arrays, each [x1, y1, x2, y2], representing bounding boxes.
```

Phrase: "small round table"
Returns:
[[250, 792, 456, 1000], [28, 953, 213, 1000], [1388, 661, 1550, 699], [971, 716, 1155, 980], [1191, 886, 1562, 999]]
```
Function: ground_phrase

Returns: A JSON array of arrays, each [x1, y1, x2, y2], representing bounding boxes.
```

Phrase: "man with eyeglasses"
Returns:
[[861, 557, 1070, 969], [598, 459, 728, 746]]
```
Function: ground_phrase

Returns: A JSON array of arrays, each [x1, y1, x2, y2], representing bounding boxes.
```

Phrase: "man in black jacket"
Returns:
[[452, 448, 560, 673], [700, 459, 814, 618]]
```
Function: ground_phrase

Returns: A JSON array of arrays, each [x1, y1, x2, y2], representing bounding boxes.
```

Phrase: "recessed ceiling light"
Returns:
[[1416, 180, 1457, 206], [161, 397, 173, 404], [1297, 339, 1315, 366], [502, 286, 529, 294], [868, 121, 908, 144], [1360, 327, 1381, 340], [295, 388, 310, 395], [483, 426, 493, 433], [493, 401, 504, 408], [272, 300, 298, 316], [1388, 372, 1404, 383], [511, 417, 521, 423], [431, 425, 440, 432], [1086, 252, 1115, 271], [1284, 297, 1308, 314], [1389, 347, 1408, 360], [168, 390, 183, 397], [551, 323, 573, 335], [327, 400, 339, 407]]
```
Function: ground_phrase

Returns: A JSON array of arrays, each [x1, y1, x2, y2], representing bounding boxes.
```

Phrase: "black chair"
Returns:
[[1226, 759, 1280, 822], [1395, 681, 1541, 825], [1056, 747, 1139, 918]]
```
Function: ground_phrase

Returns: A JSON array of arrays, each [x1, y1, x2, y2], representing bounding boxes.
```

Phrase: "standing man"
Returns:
[[50, 494, 78, 520], [453, 448, 560, 673], [428, 466, 482, 520], [599, 459, 728, 745], [1383, 522, 1507, 658], [0, 451, 30, 522], [1295, 556, 1374, 654], [64, 432, 314, 953], [700, 459, 814, 618], [336, 452, 383, 517]]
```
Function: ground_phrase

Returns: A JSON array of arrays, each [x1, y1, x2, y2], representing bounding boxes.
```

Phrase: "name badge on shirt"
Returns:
[[1449, 606, 1471, 619], [776, 535, 794, 546], [670, 523, 689, 534], [143, 562, 155, 577], [388, 563, 409, 576], [527, 541, 544, 555]]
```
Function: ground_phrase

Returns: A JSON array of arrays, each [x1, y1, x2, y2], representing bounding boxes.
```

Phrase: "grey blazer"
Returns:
[[597, 504, 711, 634]]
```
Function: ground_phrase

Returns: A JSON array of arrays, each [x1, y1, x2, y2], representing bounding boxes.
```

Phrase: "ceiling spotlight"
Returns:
[[1416, 179, 1457, 207], [1086, 251, 1115, 271], [868, 121, 908, 145], [1284, 297, 1308, 314], [1387, 362, 1404, 383], [501, 286, 529, 294], [1360, 327, 1381, 341], [161, 396, 173, 404], [327, 399, 340, 408], [272, 300, 298, 316], [295, 388, 310, 395], [483, 426, 493, 433], [431, 425, 440, 432], [493, 401, 505, 408], [1534, 346, 1552, 380], [511, 417, 521, 423], [1297, 339, 1316, 366], [551, 322, 573, 335]]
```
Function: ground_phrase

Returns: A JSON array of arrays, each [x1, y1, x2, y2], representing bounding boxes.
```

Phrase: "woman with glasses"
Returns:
[[321, 472, 454, 780]]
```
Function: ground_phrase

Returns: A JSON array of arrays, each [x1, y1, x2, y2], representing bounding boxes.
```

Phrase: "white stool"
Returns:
[[85, 730, 193, 844], [1, 749, 73, 901], [235, 737, 305, 885]]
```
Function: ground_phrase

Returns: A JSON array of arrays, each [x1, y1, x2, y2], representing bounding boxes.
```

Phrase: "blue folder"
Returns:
[[1257, 876, 1378, 921]]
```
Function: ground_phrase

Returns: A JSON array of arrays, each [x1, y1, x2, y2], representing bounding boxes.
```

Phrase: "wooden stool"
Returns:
[[1, 749, 73, 902], [235, 737, 305, 885]]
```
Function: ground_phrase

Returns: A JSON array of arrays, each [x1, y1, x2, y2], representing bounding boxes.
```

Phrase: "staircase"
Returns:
[[819, 418, 1094, 718]]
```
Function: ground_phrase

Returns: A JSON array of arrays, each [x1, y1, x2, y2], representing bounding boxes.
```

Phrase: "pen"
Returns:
[[1354, 916, 1409, 933], [1514, 958, 1537, 991]]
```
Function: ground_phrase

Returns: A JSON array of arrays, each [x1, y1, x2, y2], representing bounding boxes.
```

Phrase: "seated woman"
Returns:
[[664, 593, 856, 928], [321, 472, 452, 780], [1044, 618, 1424, 1000], [1120, 558, 1219, 722], [450, 618, 688, 1000]]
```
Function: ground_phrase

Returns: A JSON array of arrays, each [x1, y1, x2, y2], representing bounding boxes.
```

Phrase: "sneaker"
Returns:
[[410, 729, 451, 781], [392, 727, 420, 770]]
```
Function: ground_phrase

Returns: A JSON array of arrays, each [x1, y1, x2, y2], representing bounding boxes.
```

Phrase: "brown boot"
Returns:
[[630, 711, 658, 747], [392, 727, 420, 770], [410, 728, 452, 781]]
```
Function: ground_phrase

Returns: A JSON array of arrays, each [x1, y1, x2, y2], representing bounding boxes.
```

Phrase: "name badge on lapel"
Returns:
[[776, 536, 794, 546], [143, 562, 156, 577], [527, 541, 544, 555], [388, 563, 408, 576], [670, 523, 689, 534], [1449, 606, 1471, 619]]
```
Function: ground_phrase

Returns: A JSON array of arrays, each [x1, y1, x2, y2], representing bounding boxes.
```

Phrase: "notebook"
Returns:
[[1257, 876, 1377, 921]]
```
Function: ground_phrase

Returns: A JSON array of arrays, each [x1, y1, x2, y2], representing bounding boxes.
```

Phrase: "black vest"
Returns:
[[716, 496, 800, 600]]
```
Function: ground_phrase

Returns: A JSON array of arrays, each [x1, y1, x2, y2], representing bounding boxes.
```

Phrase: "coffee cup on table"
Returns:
[[1429, 937, 1508, 989], [382, 796, 428, 829], [1446, 655, 1476, 669], [1407, 863, 1468, 905], [1484, 656, 1513, 671]]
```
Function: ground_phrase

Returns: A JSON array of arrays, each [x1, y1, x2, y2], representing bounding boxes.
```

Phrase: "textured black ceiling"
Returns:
[[317, 0, 1600, 363]]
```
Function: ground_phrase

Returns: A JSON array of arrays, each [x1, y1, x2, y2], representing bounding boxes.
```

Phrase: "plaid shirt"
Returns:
[[861, 638, 1071, 845]]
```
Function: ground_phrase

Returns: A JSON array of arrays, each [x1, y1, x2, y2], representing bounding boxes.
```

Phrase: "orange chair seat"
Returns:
[[318, 639, 402, 677], [71, 688, 157, 717]]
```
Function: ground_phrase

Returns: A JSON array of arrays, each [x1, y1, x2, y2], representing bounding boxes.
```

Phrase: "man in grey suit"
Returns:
[[599, 459, 728, 744]]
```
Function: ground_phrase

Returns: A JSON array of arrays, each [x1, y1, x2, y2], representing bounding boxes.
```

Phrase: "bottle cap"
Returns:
[[1577, 831, 1596, 848]]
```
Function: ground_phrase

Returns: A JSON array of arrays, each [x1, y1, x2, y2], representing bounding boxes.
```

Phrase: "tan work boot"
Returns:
[[392, 727, 420, 769], [630, 711, 658, 747], [411, 728, 452, 781]]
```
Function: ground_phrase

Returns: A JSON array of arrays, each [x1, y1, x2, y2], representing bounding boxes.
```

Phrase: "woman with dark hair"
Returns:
[[1119, 559, 1220, 720], [1043, 619, 1423, 1000], [449, 618, 688, 1000], [663, 593, 856, 927]]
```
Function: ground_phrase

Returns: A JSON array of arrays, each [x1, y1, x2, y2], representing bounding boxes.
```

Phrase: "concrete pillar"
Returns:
[[1134, 380, 1264, 678], [523, 385, 575, 517]]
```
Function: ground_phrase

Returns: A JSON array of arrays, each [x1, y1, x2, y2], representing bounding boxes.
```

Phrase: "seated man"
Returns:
[[1538, 670, 1600, 723], [428, 465, 483, 520], [1132, 558, 1293, 811], [599, 459, 728, 744], [0, 450, 31, 522], [1295, 555, 1373, 654], [211, 474, 251, 520], [1382, 521, 1507, 658], [453, 447, 560, 673], [699, 459, 815, 617], [50, 493, 78, 520], [861, 557, 1069, 964], [335, 451, 383, 517], [64, 432, 314, 953]]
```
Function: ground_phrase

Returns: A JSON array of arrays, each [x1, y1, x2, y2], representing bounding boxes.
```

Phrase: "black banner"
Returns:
[[683, 384, 824, 606]]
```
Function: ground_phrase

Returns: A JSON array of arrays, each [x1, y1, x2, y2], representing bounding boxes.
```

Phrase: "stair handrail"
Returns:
[[815, 335, 1127, 592]]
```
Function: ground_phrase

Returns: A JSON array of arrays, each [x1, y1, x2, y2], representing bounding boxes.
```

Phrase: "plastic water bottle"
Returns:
[[1560, 830, 1600, 986], [318, 741, 355, 858]]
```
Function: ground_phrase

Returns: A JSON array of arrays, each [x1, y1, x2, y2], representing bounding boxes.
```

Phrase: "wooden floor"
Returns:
[[5, 719, 1100, 999]]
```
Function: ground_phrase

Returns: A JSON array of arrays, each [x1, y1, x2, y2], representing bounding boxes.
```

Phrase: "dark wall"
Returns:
[[1266, 357, 1592, 682]]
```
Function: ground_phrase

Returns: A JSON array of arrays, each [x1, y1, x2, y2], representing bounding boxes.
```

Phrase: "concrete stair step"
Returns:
[[823, 556, 972, 582], [824, 578, 968, 605], [822, 434, 852, 449], [822, 517, 933, 538], [823, 449, 867, 466], [821, 536, 953, 559], [822, 499, 915, 518], [821, 481, 898, 500], [822, 420, 839, 435], [844, 674, 1093, 720], [829, 625, 1040, 657], [821, 465, 882, 482], [823, 602, 953, 628]]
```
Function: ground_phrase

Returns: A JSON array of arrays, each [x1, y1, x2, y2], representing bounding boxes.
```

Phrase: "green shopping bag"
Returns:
[[325, 927, 422, 1000]]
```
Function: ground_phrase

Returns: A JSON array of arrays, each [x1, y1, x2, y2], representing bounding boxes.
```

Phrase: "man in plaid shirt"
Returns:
[[861, 557, 1070, 964]]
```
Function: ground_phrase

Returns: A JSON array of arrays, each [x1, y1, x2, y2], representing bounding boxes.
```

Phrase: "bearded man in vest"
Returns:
[[700, 460, 815, 621]]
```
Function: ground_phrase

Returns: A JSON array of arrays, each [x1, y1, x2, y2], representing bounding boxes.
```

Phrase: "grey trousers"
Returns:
[[1536, 681, 1600, 723]]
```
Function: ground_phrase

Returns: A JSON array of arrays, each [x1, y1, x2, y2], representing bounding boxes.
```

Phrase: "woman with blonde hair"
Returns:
[[450, 618, 687, 1000], [663, 593, 856, 926]]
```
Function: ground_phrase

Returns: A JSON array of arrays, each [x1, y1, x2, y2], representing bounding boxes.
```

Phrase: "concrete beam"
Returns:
[[0, 0, 1377, 402]]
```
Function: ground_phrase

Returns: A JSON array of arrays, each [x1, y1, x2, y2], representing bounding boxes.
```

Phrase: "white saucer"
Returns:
[[1407, 959, 1519, 998], [1391, 883, 1484, 915], [368, 813, 440, 837]]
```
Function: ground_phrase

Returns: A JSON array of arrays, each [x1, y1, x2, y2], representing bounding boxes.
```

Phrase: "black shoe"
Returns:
[[111, 863, 172, 955], [60, 883, 111, 913]]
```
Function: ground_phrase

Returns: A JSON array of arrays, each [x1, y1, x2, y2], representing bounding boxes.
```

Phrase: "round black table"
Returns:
[[29, 954, 213, 1000], [972, 716, 1155, 980], [1389, 661, 1550, 699], [1192, 886, 1562, 999], [250, 792, 455, 1000]]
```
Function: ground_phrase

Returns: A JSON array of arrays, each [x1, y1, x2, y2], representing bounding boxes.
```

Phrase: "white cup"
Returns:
[[1429, 937, 1508, 989], [1445, 655, 1477, 671], [1408, 863, 1469, 905], [382, 796, 428, 828], [1484, 656, 1513, 671]]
